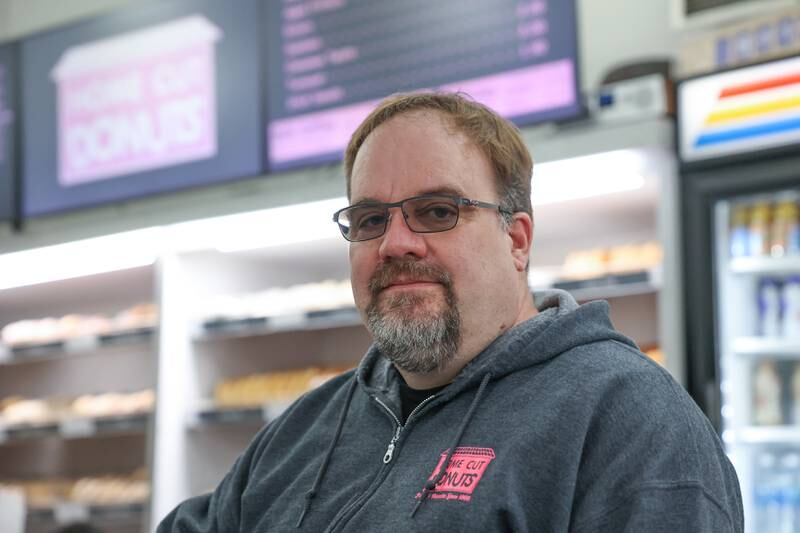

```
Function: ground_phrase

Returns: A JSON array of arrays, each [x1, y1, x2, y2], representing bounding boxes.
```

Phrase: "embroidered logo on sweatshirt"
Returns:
[[416, 446, 496, 502]]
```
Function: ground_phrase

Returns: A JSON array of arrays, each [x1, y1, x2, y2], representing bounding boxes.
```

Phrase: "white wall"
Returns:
[[577, 0, 678, 89]]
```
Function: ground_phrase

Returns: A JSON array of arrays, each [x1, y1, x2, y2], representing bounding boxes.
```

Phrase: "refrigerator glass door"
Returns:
[[715, 189, 800, 532]]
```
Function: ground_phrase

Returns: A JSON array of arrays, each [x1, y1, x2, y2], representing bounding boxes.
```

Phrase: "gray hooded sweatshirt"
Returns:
[[158, 290, 743, 532]]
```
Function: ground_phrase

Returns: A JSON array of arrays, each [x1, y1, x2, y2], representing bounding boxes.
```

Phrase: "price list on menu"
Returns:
[[265, 0, 580, 169]]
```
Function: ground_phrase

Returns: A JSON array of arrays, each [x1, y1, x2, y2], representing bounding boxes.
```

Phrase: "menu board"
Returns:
[[20, 0, 263, 217], [0, 44, 17, 222], [678, 55, 800, 163], [265, 0, 581, 170]]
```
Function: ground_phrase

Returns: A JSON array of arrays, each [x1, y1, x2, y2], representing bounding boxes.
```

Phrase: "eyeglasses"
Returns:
[[332, 194, 512, 242]]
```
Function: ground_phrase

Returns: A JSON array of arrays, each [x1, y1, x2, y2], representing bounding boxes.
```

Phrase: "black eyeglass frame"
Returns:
[[332, 193, 514, 242]]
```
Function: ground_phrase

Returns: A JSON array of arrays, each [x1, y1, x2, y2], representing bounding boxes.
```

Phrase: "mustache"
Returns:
[[368, 259, 452, 296]]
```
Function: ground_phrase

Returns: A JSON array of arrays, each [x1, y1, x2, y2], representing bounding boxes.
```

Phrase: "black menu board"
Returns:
[[265, 0, 582, 170], [21, 0, 264, 217]]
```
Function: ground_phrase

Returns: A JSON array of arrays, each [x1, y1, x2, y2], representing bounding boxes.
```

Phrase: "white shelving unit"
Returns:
[[730, 256, 800, 276], [733, 337, 800, 358], [734, 426, 800, 445], [546, 267, 662, 301], [150, 243, 371, 524], [0, 266, 157, 533]]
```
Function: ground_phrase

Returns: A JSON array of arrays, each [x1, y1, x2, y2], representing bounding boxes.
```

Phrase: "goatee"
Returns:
[[366, 259, 461, 374]]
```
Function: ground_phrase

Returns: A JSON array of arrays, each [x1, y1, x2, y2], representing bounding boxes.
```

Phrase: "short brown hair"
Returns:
[[343, 92, 533, 224]]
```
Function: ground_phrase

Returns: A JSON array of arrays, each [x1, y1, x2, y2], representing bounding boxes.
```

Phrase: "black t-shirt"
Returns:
[[399, 379, 447, 424]]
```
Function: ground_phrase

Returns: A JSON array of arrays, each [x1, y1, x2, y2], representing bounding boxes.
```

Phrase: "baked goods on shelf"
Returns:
[[0, 303, 158, 348], [0, 389, 155, 427], [201, 279, 354, 322], [71, 389, 155, 419], [214, 368, 345, 408], [643, 346, 665, 366], [1, 397, 59, 426], [70, 469, 150, 505], [561, 242, 663, 280], [0, 469, 149, 509]]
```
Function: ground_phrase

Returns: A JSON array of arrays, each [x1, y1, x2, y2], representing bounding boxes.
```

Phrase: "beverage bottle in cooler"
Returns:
[[754, 360, 783, 425], [756, 452, 781, 532], [783, 277, 800, 340], [792, 363, 800, 424], [730, 203, 751, 258], [779, 452, 800, 533], [750, 201, 774, 257], [771, 197, 800, 258], [790, 198, 800, 257], [762, 278, 784, 338]]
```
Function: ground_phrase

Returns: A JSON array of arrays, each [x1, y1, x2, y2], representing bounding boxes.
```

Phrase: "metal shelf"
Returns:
[[730, 256, 800, 276], [27, 501, 146, 528], [191, 403, 290, 428], [196, 307, 362, 341], [0, 412, 151, 445], [548, 269, 662, 302], [195, 269, 663, 342], [732, 337, 800, 358], [0, 327, 156, 365], [731, 426, 800, 444]]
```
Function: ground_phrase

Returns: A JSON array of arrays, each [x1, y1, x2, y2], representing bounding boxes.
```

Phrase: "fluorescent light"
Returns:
[[0, 228, 162, 290], [532, 150, 647, 206]]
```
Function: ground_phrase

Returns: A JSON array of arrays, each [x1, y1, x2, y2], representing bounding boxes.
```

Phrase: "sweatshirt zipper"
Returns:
[[323, 394, 437, 533], [374, 395, 437, 463]]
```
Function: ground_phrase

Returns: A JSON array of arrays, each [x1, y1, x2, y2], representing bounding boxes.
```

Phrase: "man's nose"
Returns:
[[378, 209, 428, 260]]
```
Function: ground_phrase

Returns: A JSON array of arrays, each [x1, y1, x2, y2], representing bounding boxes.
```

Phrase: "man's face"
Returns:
[[348, 110, 523, 375]]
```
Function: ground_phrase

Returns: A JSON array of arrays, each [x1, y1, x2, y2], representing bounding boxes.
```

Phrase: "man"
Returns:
[[159, 92, 743, 532]]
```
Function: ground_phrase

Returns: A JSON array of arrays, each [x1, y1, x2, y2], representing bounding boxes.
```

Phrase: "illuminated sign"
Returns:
[[52, 16, 221, 186], [264, 0, 581, 170], [679, 55, 800, 162], [21, 0, 263, 217]]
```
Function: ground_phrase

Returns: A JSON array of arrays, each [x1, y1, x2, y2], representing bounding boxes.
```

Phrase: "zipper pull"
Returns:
[[383, 425, 402, 464]]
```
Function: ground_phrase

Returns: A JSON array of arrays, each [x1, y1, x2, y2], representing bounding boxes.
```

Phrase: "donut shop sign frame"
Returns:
[[51, 15, 221, 186]]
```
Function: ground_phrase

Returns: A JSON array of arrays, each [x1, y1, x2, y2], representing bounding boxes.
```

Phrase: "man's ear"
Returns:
[[507, 212, 533, 272]]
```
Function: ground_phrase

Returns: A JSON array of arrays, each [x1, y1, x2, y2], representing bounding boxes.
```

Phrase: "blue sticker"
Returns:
[[716, 38, 730, 68], [735, 31, 754, 61], [778, 17, 794, 47], [757, 25, 773, 54]]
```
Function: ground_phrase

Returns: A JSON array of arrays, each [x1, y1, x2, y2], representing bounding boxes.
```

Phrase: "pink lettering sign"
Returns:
[[268, 59, 576, 167], [51, 15, 222, 186], [416, 447, 496, 503]]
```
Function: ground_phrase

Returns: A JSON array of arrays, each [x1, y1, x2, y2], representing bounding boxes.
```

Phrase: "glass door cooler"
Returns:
[[678, 54, 800, 532]]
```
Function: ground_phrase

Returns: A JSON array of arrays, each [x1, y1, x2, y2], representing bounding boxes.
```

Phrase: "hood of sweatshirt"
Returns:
[[294, 288, 645, 527], [356, 288, 637, 401]]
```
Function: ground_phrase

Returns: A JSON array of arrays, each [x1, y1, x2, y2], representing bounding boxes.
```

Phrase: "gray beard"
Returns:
[[365, 261, 461, 374]]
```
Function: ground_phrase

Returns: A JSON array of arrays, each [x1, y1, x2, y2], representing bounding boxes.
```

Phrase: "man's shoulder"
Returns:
[[530, 338, 702, 429], [560, 339, 679, 392]]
